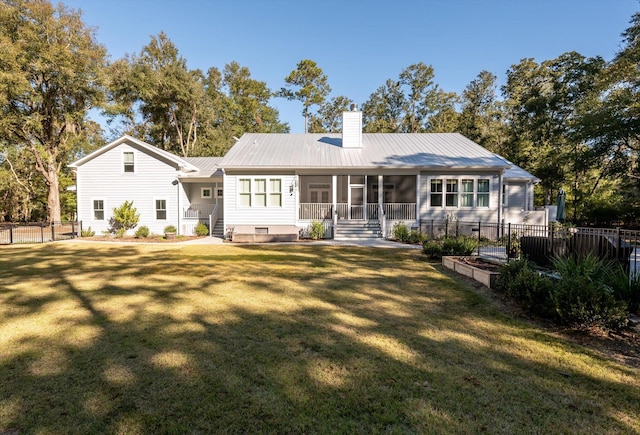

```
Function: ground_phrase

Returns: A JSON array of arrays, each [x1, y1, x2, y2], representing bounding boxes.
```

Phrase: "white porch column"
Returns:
[[498, 171, 504, 225], [332, 174, 337, 226], [378, 174, 384, 237], [416, 173, 421, 225]]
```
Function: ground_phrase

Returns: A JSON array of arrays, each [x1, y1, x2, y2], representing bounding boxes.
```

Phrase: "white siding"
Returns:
[[76, 141, 182, 235], [505, 182, 526, 210], [224, 173, 296, 230]]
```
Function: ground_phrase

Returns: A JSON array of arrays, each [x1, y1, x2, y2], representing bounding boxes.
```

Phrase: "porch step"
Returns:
[[334, 221, 382, 240], [212, 220, 225, 238]]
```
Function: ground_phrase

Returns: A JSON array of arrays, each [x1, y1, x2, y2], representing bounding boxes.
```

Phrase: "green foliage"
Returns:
[[308, 221, 326, 240], [496, 259, 554, 315], [81, 226, 95, 237], [110, 201, 140, 234], [135, 225, 150, 238], [408, 229, 427, 244], [422, 236, 479, 259], [392, 222, 410, 242], [114, 228, 126, 238], [279, 59, 331, 132], [0, 0, 107, 222], [497, 255, 630, 330], [163, 225, 177, 234], [194, 222, 209, 236]]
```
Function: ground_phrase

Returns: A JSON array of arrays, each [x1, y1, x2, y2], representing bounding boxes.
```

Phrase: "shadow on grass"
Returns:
[[0, 243, 639, 433]]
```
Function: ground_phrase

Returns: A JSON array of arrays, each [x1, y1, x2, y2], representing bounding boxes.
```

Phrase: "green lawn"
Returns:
[[1, 242, 639, 433]]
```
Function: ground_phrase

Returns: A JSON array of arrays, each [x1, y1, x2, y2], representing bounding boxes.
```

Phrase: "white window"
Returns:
[[123, 151, 135, 173], [201, 188, 212, 199], [93, 200, 104, 220], [461, 179, 474, 207], [254, 179, 267, 207], [216, 188, 223, 198], [446, 179, 458, 207], [156, 199, 167, 220], [477, 179, 490, 207], [238, 177, 284, 208], [430, 180, 443, 207], [239, 179, 251, 207], [269, 179, 282, 207]]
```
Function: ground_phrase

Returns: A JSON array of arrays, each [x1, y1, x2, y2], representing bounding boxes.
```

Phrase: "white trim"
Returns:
[[92, 198, 106, 222], [155, 198, 168, 221], [122, 150, 136, 174], [201, 187, 212, 199], [236, 176, 284, 209], [427, 175, 492, 209]]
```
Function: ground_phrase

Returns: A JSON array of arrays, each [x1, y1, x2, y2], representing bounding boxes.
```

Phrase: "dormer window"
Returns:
[[123, 151, 134, 173]]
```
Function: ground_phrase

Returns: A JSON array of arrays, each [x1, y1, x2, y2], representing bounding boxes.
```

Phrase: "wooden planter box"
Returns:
[[442, 256, 500, 289]]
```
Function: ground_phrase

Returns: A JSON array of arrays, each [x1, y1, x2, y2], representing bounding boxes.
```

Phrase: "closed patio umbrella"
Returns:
[[556, 188, 566, 223]]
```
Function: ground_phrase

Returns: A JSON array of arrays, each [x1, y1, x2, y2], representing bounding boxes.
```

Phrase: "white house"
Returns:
[[70, 110, 543, 239]]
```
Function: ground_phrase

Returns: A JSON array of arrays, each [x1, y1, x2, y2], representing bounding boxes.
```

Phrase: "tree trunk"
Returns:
[[47, 167, 61, 223]]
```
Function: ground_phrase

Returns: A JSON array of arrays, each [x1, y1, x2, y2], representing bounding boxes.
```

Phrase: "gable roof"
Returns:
[[497, 156, 540, 183], [219, 133, 512, 170], [68, 135, 200, 172], [182, 157, 224, 177]]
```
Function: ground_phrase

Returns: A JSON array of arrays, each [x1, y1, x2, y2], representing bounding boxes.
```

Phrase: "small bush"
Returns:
[[408, 230, 427, 244], [194, 222, 209, 236], [392, 222, 410, 242], [308, 220, 326, 240], [496, 258, 554, 316], [110, 201, 140, 234], [114, 228, 126, 238], [135, 226, 149, 238], [164, 225, 177, 233], [81, 226, 95, 237], [551, 255, 629, 330], [421, 235, 479, 259]]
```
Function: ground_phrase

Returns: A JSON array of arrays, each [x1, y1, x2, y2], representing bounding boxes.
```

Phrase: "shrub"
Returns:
[[194, 222, 209, 236], [408, 229, 427, 244], [496, 258, 554, 316], [421, 235, 479, 259], [135, 225, 150, 238], [551, 255, 629, 330], [308, 220, 326, 240], [110, 201, 140, 235], [392, 222, 410, 242], [114, 227, 126, 238], [164, 225, 177, 233], [81, 226, 95, 237]]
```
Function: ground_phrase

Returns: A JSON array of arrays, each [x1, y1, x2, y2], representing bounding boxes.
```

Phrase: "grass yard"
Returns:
[[1, 242, 639, 434]]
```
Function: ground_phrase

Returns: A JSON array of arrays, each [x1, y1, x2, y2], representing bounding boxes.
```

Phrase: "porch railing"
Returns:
[[299, 203, 333, 220], [384, 203, 416, 220], [183, 203, 216, 219], [298, 202, 417, 221]]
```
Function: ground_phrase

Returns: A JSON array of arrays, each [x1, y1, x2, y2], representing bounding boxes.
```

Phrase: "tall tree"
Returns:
[[279, 59, 331, 133], [309, 96, 353, 133], [0, 0, 107, 223], [457, 71, 505, 152], [362, 79, 405, 133], [107, 32, 205, 156]]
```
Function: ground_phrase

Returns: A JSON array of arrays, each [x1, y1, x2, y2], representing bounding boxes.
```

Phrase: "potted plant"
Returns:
[[164, 225, 177, 240]]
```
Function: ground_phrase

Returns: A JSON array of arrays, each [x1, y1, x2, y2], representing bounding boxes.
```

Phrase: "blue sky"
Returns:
[[63, 0, 638, 133]]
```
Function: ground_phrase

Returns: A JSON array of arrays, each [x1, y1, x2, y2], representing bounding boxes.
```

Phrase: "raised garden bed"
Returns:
[[442, 256, 502, 289]]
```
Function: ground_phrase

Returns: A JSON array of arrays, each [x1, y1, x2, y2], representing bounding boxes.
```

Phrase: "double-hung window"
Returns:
[[156, 200, 167, 220], [93, 200, 104, 220], [446, 180, 458, 207], [238, 178, 283, 208], [461, 179, 474, 207], [239, 179, 251, 207], [477, 179, 490, 207], [269, 179, 282, 207], [123, 151, 134, 173], [430, 180, 443, 207], [254, 179, 267, 207]]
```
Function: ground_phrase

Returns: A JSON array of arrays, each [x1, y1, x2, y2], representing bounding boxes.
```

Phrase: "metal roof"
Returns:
[[219, 133, 512, 170], [496, 156, 540, 183], [182, 157, 223, 177]]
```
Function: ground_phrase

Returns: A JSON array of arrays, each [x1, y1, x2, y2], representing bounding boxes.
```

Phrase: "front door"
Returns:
[[349, 185, 365, 220]]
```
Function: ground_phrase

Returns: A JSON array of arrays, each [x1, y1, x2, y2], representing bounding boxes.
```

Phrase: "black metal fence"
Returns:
[[0, 221, 81, 245], [420, 219, 640, 274]]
